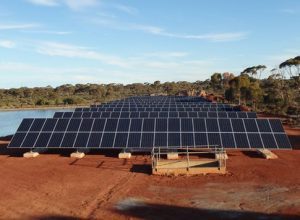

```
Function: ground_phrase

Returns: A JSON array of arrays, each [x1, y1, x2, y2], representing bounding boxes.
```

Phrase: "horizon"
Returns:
[[0, 0, 300, 89]]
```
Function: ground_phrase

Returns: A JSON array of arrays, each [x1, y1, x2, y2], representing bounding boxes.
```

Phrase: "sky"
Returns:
[[0, 0, 300, 88]]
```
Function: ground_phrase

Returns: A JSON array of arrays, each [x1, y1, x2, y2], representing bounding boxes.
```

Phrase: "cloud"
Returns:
[[27, 0, 59, 6], [21, 30, 72, 35], [64, 0, 99, 10], [281, 9, 298, 14], [0, 40, 16, 48], [130, 24, 248, 42], [142, 51, 188, 58], [36, 41, 129, 67], [113, 4, 138, 15], [91, 18, 248, 42], [0, 23, 39, 30], [26, 0, 99, 10]]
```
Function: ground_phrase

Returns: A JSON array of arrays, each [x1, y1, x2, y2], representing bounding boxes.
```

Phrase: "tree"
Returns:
[[210, 73, 222, 91], [241, 65, 266, 79]]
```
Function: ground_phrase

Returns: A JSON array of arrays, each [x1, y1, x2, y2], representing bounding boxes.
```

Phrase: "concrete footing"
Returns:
[[215, 153, 228, 160], [257, 149, 278, 159], [167, 152, 179, 160], [118, 152, 131, 159], [70, 152, 85, 159], [23, 151, 39, 158]]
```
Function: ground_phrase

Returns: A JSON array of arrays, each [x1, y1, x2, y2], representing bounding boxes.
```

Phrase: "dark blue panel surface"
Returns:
[[155, 133, 167, 147], [21, 133, 39, 147], [9, 133, 26, 147], [117, 119, 130, 131], [168, 119, 180, 132], [274, 134, 291, 148], [234, 133, 249, 148], [231, 119, 245, 132], [74, 133, 89, 148], [181, 118, 193, 132], [143, 119, 155, 132], [92, 119, 106, 131], [30, 119, 46, 131], [168, 133, 181, 147], [114, 133, 128, 147], [79, 119, 93, 132], [194, 133, 207, 146], [61, 133, 77, 148], [141, 133, 154, 148], [35, 133, 51, 148], [257, 119, 272, 132], [218, 119, 232, 132], [42, 119, 57, 132], [156, 119, 167, 132], [104, 119, 118, 132], [55, 119, 69, 132], [48, 133, 64, 147], [130, 119, 142, 131], [87, 133, 102, 147], [247, 133, 264, 148], [269, 119, 284, 132], [221, 133, 235, 148], [261, 133, 277, 148], [181, 133, 194, 146], [101, 133, 115, 148], [193, 119, 206, 132], [208, 133, 221, 146], [206, 119, 219, 132], [244, 119, 258, 132], [127, 133, 141, 148], [67, 119, 81, 132]]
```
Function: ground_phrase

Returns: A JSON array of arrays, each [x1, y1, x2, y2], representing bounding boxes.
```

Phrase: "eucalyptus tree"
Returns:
[[241, 65, 266, 79]]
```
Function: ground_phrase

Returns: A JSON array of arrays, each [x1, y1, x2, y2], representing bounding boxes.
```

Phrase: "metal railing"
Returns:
[[151, 146, 226, 171]]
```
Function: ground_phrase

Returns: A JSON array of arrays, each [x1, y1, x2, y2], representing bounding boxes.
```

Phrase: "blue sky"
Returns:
[[0, 0, 299, 88]]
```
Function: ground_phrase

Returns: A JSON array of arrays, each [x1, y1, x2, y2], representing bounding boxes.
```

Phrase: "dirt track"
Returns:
[[0, 126, 299, 219]]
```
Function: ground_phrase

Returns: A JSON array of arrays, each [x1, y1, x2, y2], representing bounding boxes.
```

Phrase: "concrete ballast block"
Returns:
[[167, 152, 179, 160], [23, 151, 39, 158], [70, 152, 85, 159], [118, 152, 131, 159], [257, 149, 278, 159], [215, 153, 228, 160]]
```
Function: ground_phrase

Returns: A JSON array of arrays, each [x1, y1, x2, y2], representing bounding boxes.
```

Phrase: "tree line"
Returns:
[[0, 56, 299, 119]]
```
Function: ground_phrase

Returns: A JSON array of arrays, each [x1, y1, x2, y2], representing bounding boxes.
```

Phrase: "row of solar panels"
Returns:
[[91, 103, 231, 108], [75, 107, 238, 112], [13, 118, 286, 133], [9, 131, 290, 149], [54, 111, 257, 119], [122, 96, 210, 101], [8, 118, 291, 149]]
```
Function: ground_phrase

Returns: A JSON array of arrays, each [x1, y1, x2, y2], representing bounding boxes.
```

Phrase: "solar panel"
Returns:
[[114, 133, 128, 147], [35, 132, 51, 148], [168, 118, 180, 132], [221, 133, 235, 148], [127, 133, 141, 148], [74, 133, 89, 148], [141, 133, 154, 148], [101, 133, 115, 148], [42, 119, 57, 132], [55, 111, 257, 119], [8, 96, 291, 150], [48, 132, 64, 147]]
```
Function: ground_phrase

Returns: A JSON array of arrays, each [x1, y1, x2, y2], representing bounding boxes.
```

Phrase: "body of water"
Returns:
[[0, 109, 74, 137]]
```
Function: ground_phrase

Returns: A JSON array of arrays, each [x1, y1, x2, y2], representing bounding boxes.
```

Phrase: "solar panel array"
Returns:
[[75, 107, 236, 112], [53, 111, 257, 119], [8, 96, 292, 149], [8, 118, 291, 149]]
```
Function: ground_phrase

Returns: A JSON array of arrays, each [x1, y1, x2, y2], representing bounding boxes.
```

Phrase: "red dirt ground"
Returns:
[[0, 126, 299, 219]]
